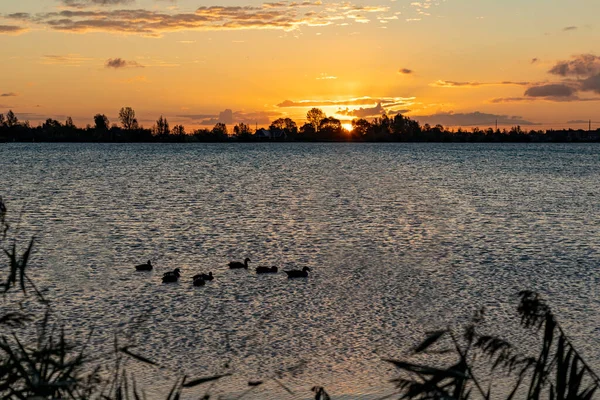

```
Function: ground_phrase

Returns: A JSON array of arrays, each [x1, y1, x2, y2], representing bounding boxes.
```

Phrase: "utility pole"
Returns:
[[495, 119, 498, 131], [589, 119, 592, 132]]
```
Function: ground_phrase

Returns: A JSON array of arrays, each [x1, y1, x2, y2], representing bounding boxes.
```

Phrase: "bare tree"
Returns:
[[118, 107, 138, 130], [172, 125, 185, 135], [233, 122, 251, 138], [306, 108, 325, 131], [65, 117, 75, 129], [6, 110, 18, 128], [153, 116, 170, 136]]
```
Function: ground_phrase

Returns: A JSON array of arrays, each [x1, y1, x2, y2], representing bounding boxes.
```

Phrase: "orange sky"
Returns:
[[1, 0, 600, 130]]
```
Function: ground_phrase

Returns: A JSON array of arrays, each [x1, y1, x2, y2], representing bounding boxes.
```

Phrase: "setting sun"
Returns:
[[342, 123, 353, 132]]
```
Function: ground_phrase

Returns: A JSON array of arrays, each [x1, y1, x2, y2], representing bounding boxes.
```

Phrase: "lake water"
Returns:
[[1, 143, 600, 399]]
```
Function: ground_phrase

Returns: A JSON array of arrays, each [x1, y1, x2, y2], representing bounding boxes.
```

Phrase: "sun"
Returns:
[[342, 123, 353, 132]]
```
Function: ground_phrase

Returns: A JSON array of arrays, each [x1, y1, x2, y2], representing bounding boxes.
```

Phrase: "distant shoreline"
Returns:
[[2, 108, 599, 144], [3, 136, 600, 144]]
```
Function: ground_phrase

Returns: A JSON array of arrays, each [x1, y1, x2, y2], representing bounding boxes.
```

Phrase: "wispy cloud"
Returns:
[[105, 58, 144, 68], [178, 109, 281, 125], [62, 0, 134, 8], [0, 93, 18, 97], [7, 2, 395, 36], [277, 96, 415, 108], [337, 103, 385, 118], [431, 80, 532, 87], [316, 73, 337, 80], [411, 111, 539, 127], [0, 25, 27, 34], [548, 54, 600, 77], [524, 83, 576, 98], [490, 96, 600, 103], [41, 54, 94, 66], [398, 68, 413, 75]]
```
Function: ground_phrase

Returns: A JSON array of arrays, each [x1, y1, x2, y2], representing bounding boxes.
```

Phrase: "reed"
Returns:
[[386, 292, 598, 400]]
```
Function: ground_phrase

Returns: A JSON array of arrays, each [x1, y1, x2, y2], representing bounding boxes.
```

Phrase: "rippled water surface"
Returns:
[[2, 143, 600, 398]]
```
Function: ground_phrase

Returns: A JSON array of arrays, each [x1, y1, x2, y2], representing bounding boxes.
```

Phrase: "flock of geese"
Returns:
[[134, 258, 312, 286]]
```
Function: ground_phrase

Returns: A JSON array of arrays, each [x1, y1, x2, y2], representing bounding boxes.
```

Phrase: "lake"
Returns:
[[1, 142, 600, 399]]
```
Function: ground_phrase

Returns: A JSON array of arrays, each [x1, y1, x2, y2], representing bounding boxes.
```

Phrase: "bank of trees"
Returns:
[[0, 107, 597, 143]]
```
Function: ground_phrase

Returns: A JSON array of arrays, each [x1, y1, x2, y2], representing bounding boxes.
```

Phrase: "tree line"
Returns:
[[0, 107, 597, 143]]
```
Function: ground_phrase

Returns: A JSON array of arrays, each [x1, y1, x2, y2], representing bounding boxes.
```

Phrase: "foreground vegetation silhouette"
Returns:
[[0, 197, 598, 399], [1, 107, 598, 143]]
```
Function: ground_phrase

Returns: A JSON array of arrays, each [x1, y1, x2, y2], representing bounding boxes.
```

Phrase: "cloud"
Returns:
[[0, 93, 18, 97], [531, 58, 539, 64], [489, 97, 532, 103], [176, 114, 215, 120], [490, 96, 600, 103], [10, 3, 385, 36], [431, 80, 531, 87], [277, 96, 415, 108], [411, 111, 539, 127], [398, 68, 413, 75], [548, 54, 600, 77], [41, 54, 94, 66], [178, 109, 281, 125], [0, 25, 27, 34], [567, 120, 600, 124], [563, 26, 577, 31], [105, 58, 144, 68], [316, 73, 337, 80], [337, 103, 385, 118], [580, 74, 600, 94], [62, 0, 134, 7], [524, 83, 576, 97]]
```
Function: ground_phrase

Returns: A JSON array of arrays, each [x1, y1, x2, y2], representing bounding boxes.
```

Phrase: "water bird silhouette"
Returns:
[[193, 272, 213, 281], [193, 276, 205, 286], [284, 267, 311, 278], [229, 258, 251, 269], [135, 260, 152, 271], [256, 266, 278, 274], [162, 268, 181, 283]]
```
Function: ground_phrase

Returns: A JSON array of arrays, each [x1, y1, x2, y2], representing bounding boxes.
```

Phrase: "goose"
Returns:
[[162, 268, 181, 283], [284, 267, 311, 278], [256, 266, 278, 274], [193, 276, 206, 286], [193, 272, 213, 281], [229, 258, 251, 269], [135, 260, 152, 271]]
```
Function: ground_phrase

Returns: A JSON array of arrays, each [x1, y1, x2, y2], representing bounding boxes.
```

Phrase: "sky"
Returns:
[[1, 0, 599, 130]]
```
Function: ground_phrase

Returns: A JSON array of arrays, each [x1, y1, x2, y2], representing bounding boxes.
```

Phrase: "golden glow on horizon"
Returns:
[[342, 123, 353, 131]]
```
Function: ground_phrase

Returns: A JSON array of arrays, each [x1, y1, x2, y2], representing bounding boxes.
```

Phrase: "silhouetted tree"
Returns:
[[193, 128, 212, 142], [0, 114, 5, 128], [351, 119, 371, 138], [172, 125, 185, 136], [6, 110, 18, 128], [153, 116, 170, 136], [306, 108, 326, 131], [43, 119, 61, 130], [212, 122, 228, 138], [319, 117, 343, 140], [65, 117, 75, 129], [298, 122, 316, 141], [118, 107, 138, 130], [269, 118, 297, 139], [94, 114, 109, 131], [233, 123, 252, 140]]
